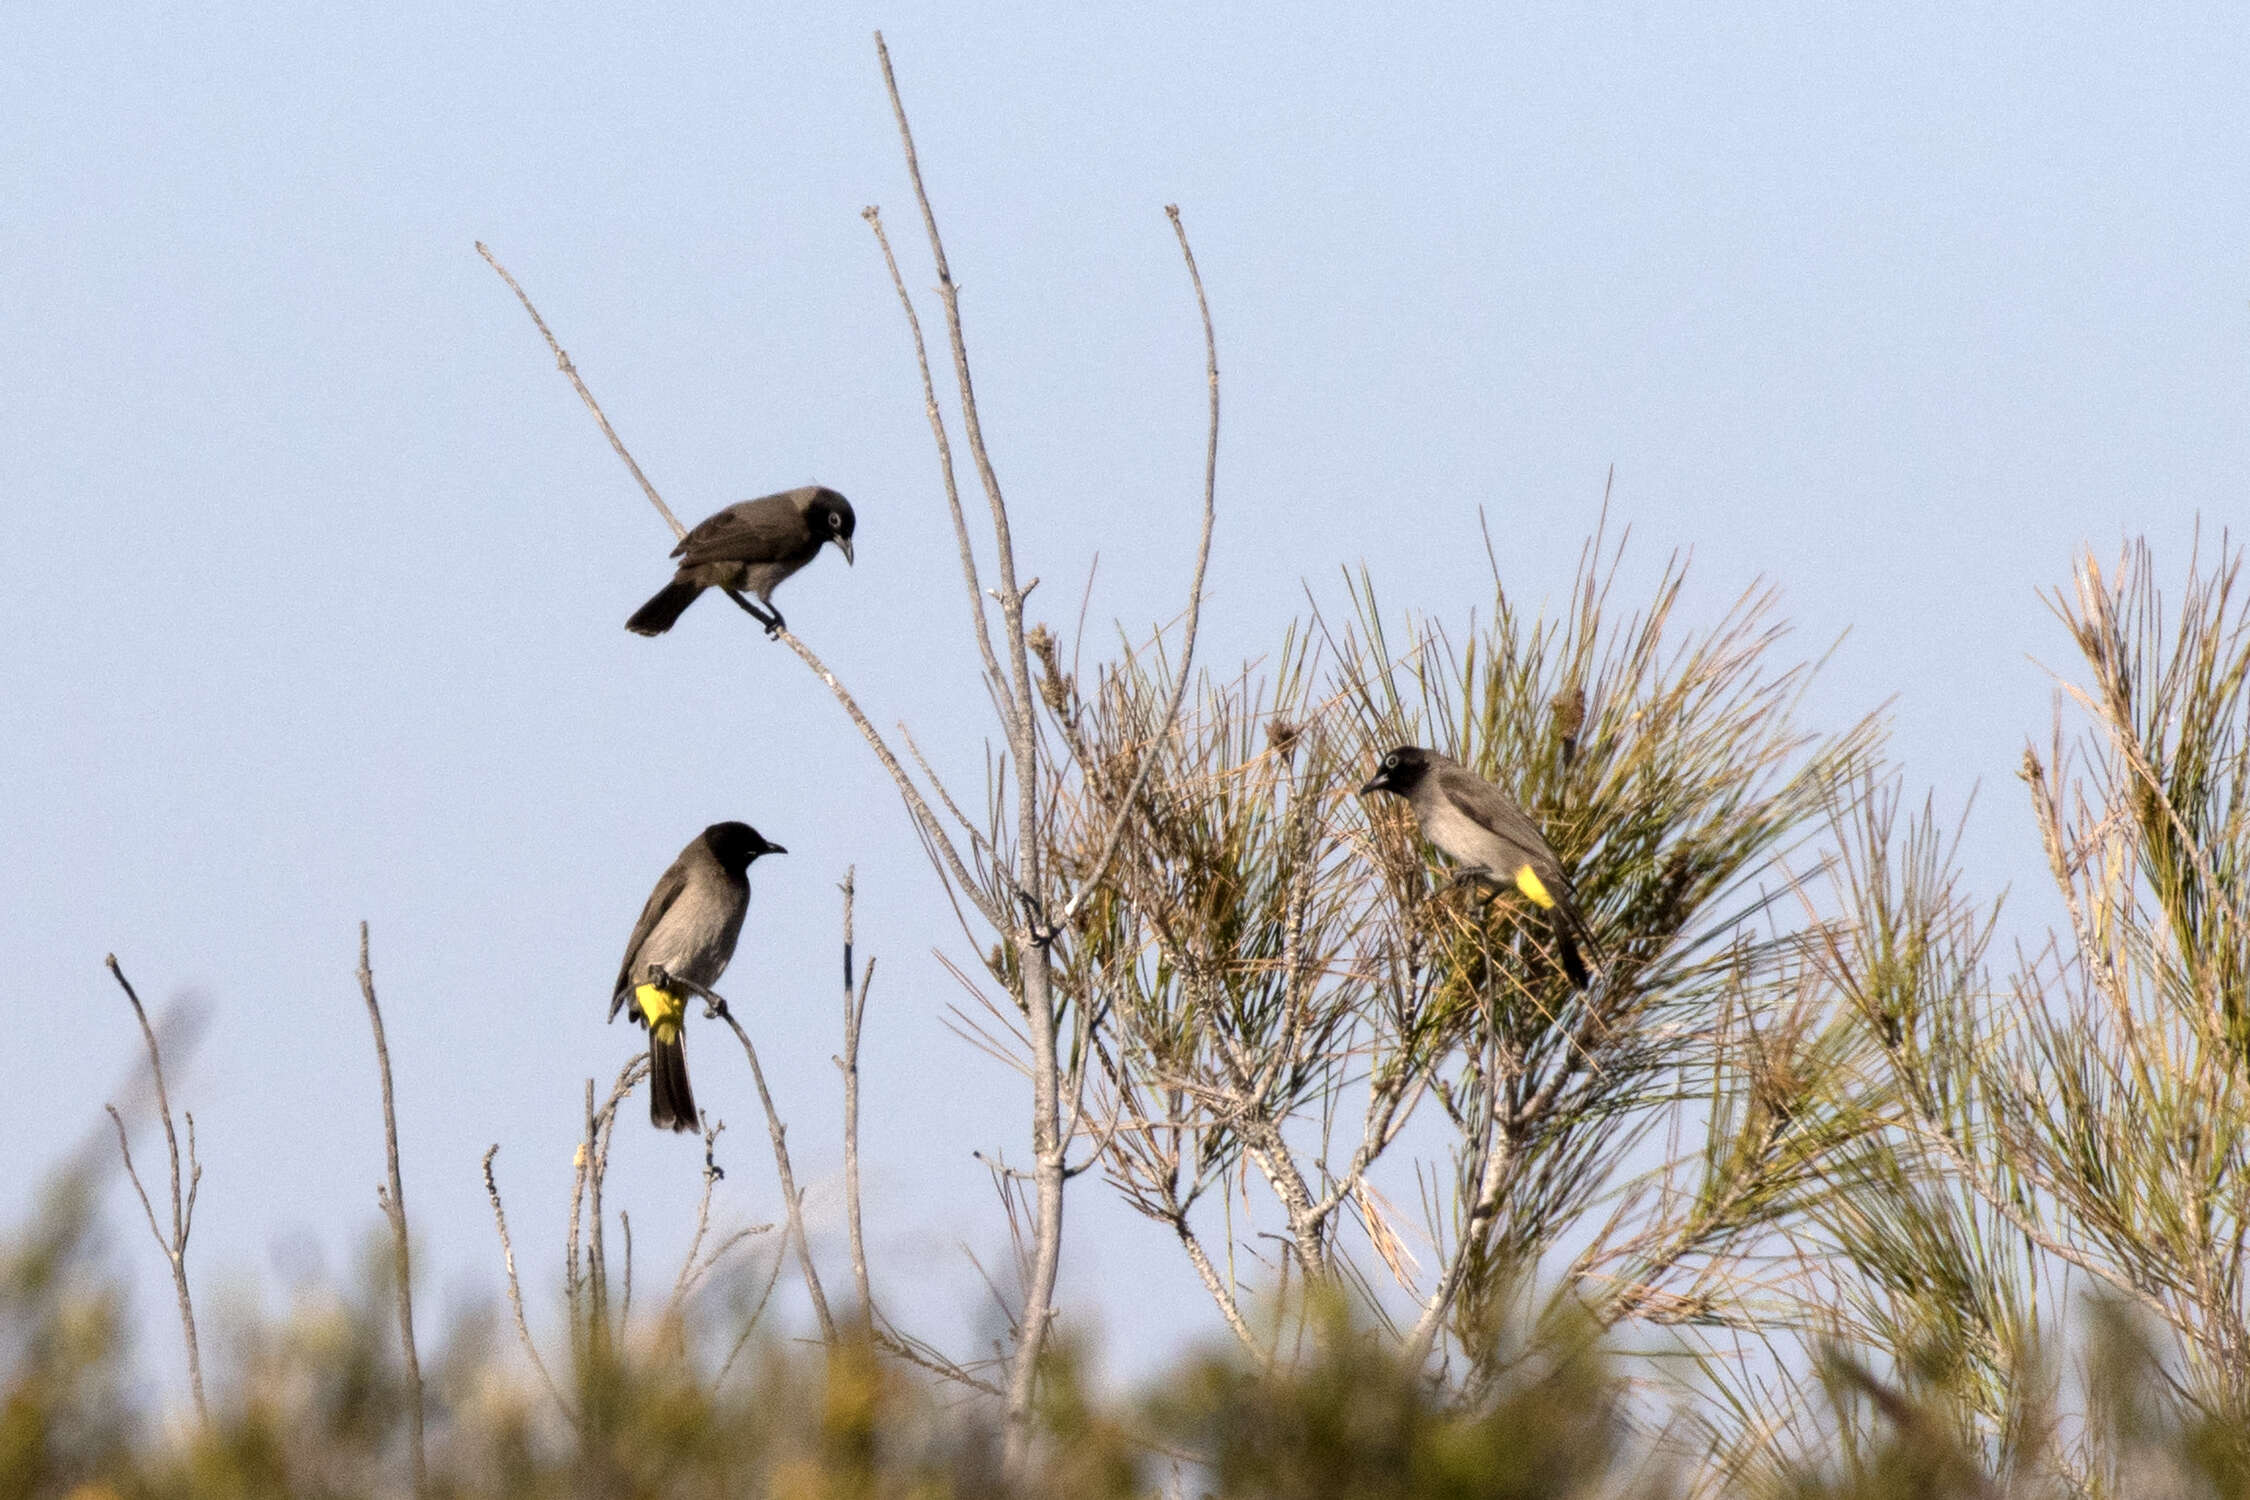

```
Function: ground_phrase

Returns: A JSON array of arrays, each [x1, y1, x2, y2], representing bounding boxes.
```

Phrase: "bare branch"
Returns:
[[476, 241, 687, 540], [619, 1209, 635, 1327], [672, 1113, 727, 1312], [768, 628, 1004, 929], [585, 1052, 647, 1346], [861, 205, 1010, 705], [357, 923, 427, 1497], [567, 1078, 592, 1344], [714, 1241, 791, 1389], [873, 32, 1038, 720], [482, 1145, 574, 1424], [104, 955, 207, 1426], [1404, 1081, 1514, 1361], [837, 870, 877, 1315], [678, 1224, 776, 1305], [1172, 1207, 1267, 1365], [698, 982, 838, 1346]]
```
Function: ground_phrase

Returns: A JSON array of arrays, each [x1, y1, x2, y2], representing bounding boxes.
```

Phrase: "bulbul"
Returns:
[[626, 485, 857, 637], [1360, 744, 1599, 988], [609, 822, 786, 1131]]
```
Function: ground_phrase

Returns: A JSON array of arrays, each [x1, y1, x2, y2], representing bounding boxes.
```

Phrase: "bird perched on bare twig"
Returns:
[[1360, 744, 1599, 988], [610, 822, 785, 1131], [626, 485, 856, 636]]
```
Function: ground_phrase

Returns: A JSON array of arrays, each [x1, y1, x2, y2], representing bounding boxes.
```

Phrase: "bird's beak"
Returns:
[[1359, 772, 1390, 796], [764, 841, 789, 856], [835, 536, 855, 566]]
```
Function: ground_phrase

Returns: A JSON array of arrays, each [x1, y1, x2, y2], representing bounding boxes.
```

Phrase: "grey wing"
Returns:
[[673, 495, 803, 566], [610, 862, 688, 1018], [1436, 765, 1559, 877]]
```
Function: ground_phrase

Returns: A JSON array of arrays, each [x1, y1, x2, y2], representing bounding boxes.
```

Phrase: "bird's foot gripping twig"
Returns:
[[1016, 888, 1060, 947], [644, 968, 731, 1021], [721, 588, 784, 638], [675, 973, 731, 1021], [1438, 870, 1498, 907]]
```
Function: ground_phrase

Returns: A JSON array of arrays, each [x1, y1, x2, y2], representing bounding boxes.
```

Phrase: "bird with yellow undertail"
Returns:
[[1359, 744, 1600, 989]]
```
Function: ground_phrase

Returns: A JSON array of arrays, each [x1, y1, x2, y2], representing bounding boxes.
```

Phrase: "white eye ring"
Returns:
[[828, 512, 842, 528], [1384, 754, 1399, 769]]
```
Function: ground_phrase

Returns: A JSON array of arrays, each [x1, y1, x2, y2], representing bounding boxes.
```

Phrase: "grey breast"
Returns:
[[1415, 786, 1516, 877], [632, 881, 748, 989]]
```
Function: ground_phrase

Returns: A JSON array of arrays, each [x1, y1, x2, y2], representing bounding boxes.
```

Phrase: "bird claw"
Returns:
[[1440, 871, 1497, 903]]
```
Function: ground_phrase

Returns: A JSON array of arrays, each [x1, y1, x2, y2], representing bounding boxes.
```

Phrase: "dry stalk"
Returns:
[[356, 923, 427, 1497], [481, 1144, 574, 1423], [102, 954, 207, 1426]]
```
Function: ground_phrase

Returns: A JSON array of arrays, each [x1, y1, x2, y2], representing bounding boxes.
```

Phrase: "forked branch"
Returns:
[[103, 954, 207, 1426]]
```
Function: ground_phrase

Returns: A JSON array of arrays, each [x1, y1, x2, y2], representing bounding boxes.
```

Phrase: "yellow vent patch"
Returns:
[[635, 983, 685, 1045], [1513, 864, 1556, 910]]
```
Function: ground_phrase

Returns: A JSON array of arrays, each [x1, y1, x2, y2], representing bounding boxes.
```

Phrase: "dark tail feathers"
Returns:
[[626, 579, 703, 636], [649, 1031, 697, 1132], [1551, 904, 1598, 991]]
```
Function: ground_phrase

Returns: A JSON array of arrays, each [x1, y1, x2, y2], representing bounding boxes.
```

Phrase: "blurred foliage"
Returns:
[[18, 1185, 2250, 1498]]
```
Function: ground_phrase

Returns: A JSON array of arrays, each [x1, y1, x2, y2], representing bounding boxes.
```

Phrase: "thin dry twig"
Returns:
[[102, 954, 206, 1426], [482, 1144, 574, 1423], [838, 870, 877, 1315], [770, 628, 1002, 925], [568, 1078, 593, 1344], [477, 240, 686, 539], [585, 1054, 646, 1345], [715, 1242, 793, 1389], [688, 980, 839, 1346], [357, 923, 427, 1497], [619, 1209, 635, 1328], [861, 206, 1009, 706], [1050, 203, 1221, 937], [672, 1113, 728, 1312]]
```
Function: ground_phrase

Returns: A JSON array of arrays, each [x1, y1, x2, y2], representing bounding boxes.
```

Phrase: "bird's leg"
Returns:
[[669, 974, 730, 1020], [697, 982, 730, 1020], [721, 587, 783, 637], [1017, 888, 1060, 947]]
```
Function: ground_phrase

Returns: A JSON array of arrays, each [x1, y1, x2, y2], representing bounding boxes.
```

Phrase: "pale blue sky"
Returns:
[[3, 4, 2240, 1401]]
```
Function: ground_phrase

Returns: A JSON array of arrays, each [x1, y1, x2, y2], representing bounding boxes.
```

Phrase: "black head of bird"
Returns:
[[704, 821, 787, 874], [1359, 744, 1434, 798], [805, 488, 856, 566]]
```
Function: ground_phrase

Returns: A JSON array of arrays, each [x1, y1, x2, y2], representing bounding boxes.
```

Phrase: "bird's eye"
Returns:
[[1384, 753, 1399, 769], [828, 512, 842, 529]]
